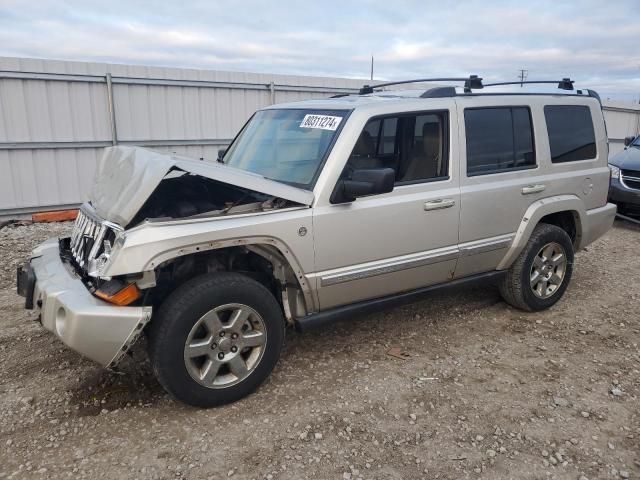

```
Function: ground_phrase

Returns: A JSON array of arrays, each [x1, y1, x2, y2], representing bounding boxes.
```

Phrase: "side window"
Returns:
[[398, 113, 448, 183], [345, 111, 449, 185], [348, 119, 380, 168], [378, 118, 397, 156], [544, 105, 596, 163], [465, 107, 535, 176]]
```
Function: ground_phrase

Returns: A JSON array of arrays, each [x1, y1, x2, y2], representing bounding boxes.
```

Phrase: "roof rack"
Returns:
[[349, 76, 602, 102], [357, 76, 579, 98], [483, 78, 575, 91], [359, 75, 483, 95]]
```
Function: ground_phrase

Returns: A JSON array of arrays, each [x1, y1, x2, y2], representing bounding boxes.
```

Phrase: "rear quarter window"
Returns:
[[544, 105, 596, 163]]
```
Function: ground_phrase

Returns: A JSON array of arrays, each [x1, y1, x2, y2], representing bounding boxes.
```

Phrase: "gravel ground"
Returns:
[[0, 220, 638, 480]]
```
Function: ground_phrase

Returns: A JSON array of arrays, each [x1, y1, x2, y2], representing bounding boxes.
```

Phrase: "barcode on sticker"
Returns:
[[299, 114, 342, 131]]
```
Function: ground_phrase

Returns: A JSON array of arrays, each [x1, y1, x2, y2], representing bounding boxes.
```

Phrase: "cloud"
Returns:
[[0, 0, 638, 100]]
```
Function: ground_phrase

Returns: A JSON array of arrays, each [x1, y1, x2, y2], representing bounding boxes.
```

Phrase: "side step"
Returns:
[[295, 270, 506, 332]]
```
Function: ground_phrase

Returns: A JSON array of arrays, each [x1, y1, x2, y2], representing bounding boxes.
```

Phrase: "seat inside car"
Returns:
[[348, 130, 384, 169], [401, 121, 442, 181]]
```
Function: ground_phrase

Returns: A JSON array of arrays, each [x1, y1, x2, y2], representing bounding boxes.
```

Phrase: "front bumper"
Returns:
[[609, 178, 640, 214], [17, 238, 151, 368]]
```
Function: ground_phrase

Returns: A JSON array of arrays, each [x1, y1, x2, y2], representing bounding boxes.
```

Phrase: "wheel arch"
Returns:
[[497, 195, 586, 270], [146, 237, 316, 322]]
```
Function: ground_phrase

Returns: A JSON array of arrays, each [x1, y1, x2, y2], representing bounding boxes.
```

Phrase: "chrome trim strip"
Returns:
[[80, 203, 124, 232], [316, 247, 459, 287], [458, 234, 515, 257], [621, 175, 640, 191], [314, 234, 515, 287], [70, 203, 125, 268]]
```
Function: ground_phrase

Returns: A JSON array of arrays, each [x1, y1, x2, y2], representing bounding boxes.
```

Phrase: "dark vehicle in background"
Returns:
[[609, 135, 640, 216]]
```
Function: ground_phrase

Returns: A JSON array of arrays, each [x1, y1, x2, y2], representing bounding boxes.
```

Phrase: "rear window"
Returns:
[[464, 107, 535, 176], [544, 105, 596, 163]]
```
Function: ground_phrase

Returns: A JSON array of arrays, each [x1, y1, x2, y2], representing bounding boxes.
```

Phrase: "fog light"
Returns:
[[55, 307, 66, 336], [95, 280, 141, 306]]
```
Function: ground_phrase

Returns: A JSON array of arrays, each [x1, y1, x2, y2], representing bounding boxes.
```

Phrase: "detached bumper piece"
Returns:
[[18, 238, 152, 368], [16, 263, 36, 309]]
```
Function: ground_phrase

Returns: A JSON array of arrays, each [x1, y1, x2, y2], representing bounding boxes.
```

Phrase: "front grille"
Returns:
[[621, 169, 640, 191], [70, 204, 117, 269]]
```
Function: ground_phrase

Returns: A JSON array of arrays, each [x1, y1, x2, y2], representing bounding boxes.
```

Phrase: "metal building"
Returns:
[[1, 56, 639, 217]]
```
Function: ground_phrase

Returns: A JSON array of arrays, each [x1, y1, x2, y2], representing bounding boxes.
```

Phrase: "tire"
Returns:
[[148, 272, 285, 407], [499, 223, 574, 312]]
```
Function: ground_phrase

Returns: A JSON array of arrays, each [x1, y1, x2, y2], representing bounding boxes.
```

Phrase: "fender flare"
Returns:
[[146, 235, 316, 313], [105, 233, 317, 314], [496, 195, 586, 270]]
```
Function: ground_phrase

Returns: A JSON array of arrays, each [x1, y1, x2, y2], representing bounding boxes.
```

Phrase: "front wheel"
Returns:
[[499, 223, 574, 311], [148, 272, 285, 407]]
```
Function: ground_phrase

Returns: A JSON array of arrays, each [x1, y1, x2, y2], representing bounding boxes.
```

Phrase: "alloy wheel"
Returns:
[[183, 303, 267, 389], [530, 242, 567, 299]]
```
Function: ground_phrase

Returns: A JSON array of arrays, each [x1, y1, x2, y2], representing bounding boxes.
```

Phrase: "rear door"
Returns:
[[454, 98, 542, 277]]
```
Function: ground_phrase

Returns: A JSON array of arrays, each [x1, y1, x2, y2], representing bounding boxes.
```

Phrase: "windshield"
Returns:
[[633, 136, 640, 147], [223, 109, 348, 189]]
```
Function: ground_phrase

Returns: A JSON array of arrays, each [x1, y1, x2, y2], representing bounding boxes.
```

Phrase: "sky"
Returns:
[[0, 0, 639, 102]]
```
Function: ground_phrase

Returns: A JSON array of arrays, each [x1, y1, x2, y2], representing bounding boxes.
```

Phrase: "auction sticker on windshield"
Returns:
[[299, 114, 343, 131]]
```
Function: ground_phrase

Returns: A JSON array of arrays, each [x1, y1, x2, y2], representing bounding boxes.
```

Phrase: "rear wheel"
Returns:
[[148, 272, 285, 407], [499, 223, 574, 311]]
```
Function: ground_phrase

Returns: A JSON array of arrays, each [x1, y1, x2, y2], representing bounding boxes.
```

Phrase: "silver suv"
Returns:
[[17, 76, 616, 407]]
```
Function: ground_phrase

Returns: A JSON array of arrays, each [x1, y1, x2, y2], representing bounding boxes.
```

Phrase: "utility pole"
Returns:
[[518, 69, 528, 87], [370, 56, 374, 81]]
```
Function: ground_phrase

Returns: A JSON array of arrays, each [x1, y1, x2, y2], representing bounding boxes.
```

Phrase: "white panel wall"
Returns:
[[1, 55, 639, 216], [0, 57, 364, 215], [602, 102, 640, 157]]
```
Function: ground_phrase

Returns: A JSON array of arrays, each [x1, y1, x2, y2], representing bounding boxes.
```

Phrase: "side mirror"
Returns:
[[331, 168, 395, 204], [217, 148, 227, 163], [624, 136, 635, 147]]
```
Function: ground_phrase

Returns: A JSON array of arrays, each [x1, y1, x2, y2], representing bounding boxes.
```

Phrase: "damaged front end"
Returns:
[[22, 146, 314, 369], [89, 146, 313, 227], [75, 146, 312, 281]]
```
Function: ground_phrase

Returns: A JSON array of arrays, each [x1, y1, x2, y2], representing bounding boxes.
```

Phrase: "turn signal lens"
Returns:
[[95, 282, 141, 306]]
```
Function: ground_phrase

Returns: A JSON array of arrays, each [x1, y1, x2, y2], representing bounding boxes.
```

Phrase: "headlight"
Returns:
[[87, 232, 125, 278], [88, 251, 111, 277], [608, 164, 621, 180]]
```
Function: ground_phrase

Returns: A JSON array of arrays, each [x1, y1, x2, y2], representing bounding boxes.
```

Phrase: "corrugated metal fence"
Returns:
[[0, 57, 363, 216], [600, 102, 640, 156], [1, 57, 639, 216]]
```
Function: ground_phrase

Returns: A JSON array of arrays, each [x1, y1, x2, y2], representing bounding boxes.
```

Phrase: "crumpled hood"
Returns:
[[90, 146, 314, 226], [610, 147, 640, 171]]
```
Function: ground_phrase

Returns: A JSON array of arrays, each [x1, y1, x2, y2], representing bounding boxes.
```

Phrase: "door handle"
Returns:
[[424, 198, 456, 211], [521, 184, 546, 195]]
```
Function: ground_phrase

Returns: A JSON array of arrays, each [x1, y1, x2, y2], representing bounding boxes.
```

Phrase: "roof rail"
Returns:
[[483, 78, 575, 91], [359, 75, 483, 95]]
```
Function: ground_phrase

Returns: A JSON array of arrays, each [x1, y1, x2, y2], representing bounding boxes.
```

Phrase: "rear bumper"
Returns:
[[581, 203, 617, 248], [18, 238, 151, 368]]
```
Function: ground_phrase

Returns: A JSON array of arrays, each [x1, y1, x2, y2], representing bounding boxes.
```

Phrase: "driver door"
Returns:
[[311, 108, 461, 310]]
